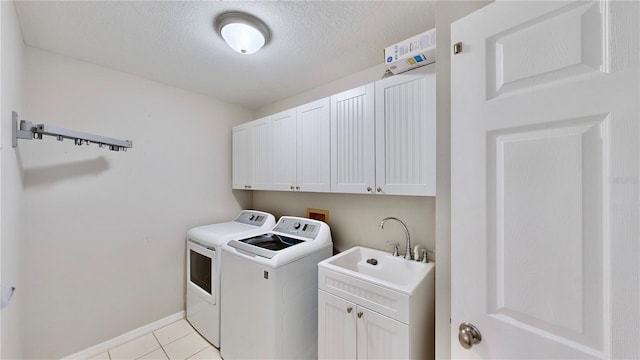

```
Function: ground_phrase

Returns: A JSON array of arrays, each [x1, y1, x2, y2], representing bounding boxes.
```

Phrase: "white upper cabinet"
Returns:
[[232, 122, 253, 190], [270, 108, 298, 191], [375, 66, 436, 196], [330, 84, 376, 194], [232, 66, 435, 196], [231, 117, 273, 190], [297, 97, 331, 192]]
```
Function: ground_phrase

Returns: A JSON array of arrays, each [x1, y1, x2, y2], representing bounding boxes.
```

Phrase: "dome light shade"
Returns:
[[216, 12, 270, 55]]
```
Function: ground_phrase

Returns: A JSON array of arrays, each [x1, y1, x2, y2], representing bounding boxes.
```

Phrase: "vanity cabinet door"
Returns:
[[356, 306, 409, 360], [318, 290, 357, 360]]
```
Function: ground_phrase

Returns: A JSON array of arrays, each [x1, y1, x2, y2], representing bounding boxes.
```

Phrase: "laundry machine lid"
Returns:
[[187, 210, 275, 247]]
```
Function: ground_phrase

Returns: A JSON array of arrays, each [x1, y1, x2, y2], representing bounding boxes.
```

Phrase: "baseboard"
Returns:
[[61, 311, 185, 360]]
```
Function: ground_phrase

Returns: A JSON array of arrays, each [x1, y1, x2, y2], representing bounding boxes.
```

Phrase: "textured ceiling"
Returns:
[[14, 1, 436, 110]]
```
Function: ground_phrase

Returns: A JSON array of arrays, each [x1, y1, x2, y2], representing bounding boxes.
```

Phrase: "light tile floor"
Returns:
[[89, 320, 221, 360]]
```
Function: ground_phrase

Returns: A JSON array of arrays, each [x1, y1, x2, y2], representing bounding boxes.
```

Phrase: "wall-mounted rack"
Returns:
[[12, 111, 132, 152]]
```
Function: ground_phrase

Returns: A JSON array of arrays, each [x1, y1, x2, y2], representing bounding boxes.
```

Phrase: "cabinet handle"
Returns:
[[357, 312, 363, 318], [346, 307, 353, 314], [367, 186, 372, 192], [376, 187, 382, 193]]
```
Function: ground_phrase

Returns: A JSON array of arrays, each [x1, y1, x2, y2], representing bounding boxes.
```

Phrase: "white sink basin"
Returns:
[[318, 246, 435, 324], [319, 246, 433, 295]]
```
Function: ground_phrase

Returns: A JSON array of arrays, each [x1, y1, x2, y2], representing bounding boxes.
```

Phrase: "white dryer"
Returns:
[[186, 210, 275, 348], [220, 216, 333, 359]]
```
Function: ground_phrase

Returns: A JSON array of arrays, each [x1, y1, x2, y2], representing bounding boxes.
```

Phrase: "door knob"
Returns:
[[458, 323, 481, 349]]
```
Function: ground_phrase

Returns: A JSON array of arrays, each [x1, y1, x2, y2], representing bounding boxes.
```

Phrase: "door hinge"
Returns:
[[453, 42, 463, 55]]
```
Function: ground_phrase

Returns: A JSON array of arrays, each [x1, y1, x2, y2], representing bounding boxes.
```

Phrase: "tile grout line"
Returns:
[[151, 331, 171, 360]]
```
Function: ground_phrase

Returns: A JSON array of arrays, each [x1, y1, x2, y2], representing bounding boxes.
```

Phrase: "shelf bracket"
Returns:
[[12, 111, 133, 152]]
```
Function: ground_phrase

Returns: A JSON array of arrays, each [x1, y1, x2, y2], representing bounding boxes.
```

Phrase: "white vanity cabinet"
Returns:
[[318, 290, 409, 360], [231, 117, 272, 190], [375, 66, 436, 196], [317, 247, 435, 360]]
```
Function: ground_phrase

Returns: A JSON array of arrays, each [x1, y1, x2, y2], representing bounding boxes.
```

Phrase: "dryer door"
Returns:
[[187, 240, 216, 304]]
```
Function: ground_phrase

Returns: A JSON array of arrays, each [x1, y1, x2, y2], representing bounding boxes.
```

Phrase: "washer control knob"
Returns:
[[293, 222, 301, 229]]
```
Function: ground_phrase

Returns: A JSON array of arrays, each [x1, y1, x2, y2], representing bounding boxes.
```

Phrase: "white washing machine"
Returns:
[[186, 210, 275, 348], [220, 216, 333, 360]]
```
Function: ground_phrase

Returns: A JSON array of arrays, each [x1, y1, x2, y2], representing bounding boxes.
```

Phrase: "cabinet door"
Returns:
[[297, 97, 330, 192], [232, 123, 252, 189], [318, 290, 357, 360], [250, 117, 273, 190], [375, 66, 436, 196], [270, 109, 298, 191], [330, 84, 375, 194], [356, 306, 409, 360]]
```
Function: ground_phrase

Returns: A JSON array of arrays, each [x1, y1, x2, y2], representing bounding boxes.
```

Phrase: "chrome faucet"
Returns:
[[379, 217, 412, 260]]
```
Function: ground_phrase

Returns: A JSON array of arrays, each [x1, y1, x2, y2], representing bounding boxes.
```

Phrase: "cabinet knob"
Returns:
[[346, 307, 353, 314], [357, 312, 363, 318], [367, 186, 372, 192], [290, 186, 294, 190], [295, 186, 300, 190], [376, 187, 382, 193]]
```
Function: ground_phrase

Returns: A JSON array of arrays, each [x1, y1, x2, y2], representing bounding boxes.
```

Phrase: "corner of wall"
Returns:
[[1, 0, 26, 358]]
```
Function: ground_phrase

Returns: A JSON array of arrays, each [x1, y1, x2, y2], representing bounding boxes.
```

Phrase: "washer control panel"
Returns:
[[272, 218, 321, 239]]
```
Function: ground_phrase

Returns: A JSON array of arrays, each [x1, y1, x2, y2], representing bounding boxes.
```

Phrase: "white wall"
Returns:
[[0, 1, 25, 358], [434, 2, 491, 359], [253, 191, 435, 255], [19, 48, 253, 358]]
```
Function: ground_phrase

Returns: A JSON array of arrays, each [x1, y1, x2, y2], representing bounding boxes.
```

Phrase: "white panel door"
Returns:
[[297, 97, 331, 192], [250, 117, 272, 190], [331, 84, 375, 194], [231, 123, 252, 189], [271, 109, 297, 191], [318, 290, 357, 360], [375, 66, 436, 196], [451, 1, 639, 358], [356, 306, 409, 360]]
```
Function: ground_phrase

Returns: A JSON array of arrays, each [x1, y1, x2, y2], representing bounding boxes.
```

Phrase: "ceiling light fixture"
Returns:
[[215, 12, 270, 55]]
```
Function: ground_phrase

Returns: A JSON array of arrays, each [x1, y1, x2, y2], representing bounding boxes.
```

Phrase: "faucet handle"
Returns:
[[392, 243, 400, 256]]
